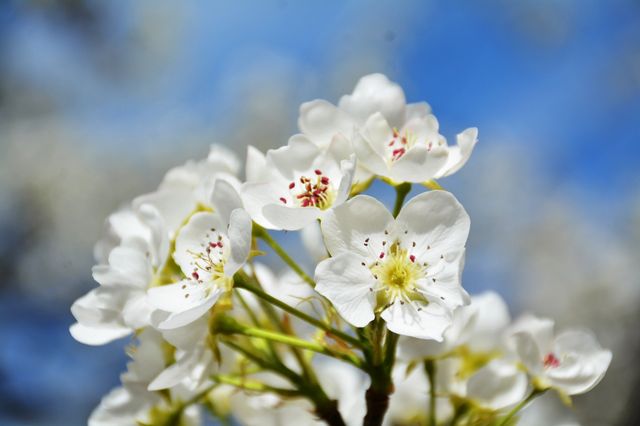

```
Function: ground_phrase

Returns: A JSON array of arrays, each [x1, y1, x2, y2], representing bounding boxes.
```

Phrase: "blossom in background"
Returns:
[[508, 314, 612, 395], [241, 135, 355, 230], [315, 190, 470, 340], [133, 145, 241, 236], [70, 204, 169, 345], [298, 73, 477, 184], [148, 180, 252, 329], [89, 329, 201, 426]]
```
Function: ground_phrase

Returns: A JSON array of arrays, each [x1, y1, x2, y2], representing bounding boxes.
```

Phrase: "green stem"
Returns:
[[234, 274, 364, 349], [253, 224, 315, 287], [424, 359, 437, 426], [392, 182, 412, 217], [218, 316, 363, 368], [495, 388, 547, 426], [212, 374, 302, 397]]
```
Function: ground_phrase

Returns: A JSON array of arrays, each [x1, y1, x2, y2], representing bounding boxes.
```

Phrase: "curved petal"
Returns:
[[173, 212, 227, 279], [148, 281, 222, 329], [267, 134, 320, 179], [315, 253, 376, 327], [298, 100, 354, 146], [301, 221, 329, 263], [262, 203, 322, 231], [396, 190, 470, 265], [353, 131, 389, 177], [225, 208, 252, 276], [69, 322, 131, 346], [320, 195, 394, 258], [437, 127, 478, 178], [405, 102, 432, 121], [241, 182, 280, 229], [338, 73, 406, 128], [246, 145, 269, 182], [389, 144, 449, 183], [209, 178, 244, 227], [467, 360, 528, 410], [381, 299, 451, 341]]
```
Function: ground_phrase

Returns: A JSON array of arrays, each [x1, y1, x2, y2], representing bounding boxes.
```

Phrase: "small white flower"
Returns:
[[508, 315, 612, 395], [133, 144, 241, 236], [298, 73, 477, 184], [89, 329, 201, 426], [70, 204, 168, 345], [353, 113, 477, 184], [399, 291, 511, 360], [148, 181, 252, 329], [241, 135, 356, 230], [315, 190, 470, 340]]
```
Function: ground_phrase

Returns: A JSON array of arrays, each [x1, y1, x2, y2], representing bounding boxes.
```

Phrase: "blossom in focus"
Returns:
[[148, 180, 252, 329], [241, 135, 355, 230], [508, 314, 612, 395], [298, 73, 477, 184], [315, 190, 470, 340]]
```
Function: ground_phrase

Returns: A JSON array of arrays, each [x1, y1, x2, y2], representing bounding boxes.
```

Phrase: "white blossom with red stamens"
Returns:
[[507, 314, 612, 395], [147, 183, 252, 329], [314, 190, 470, 340], [353, 111, 478, 184], [241, 135, 356, 231]]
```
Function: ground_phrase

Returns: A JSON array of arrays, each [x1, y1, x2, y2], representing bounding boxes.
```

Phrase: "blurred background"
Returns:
[[0, 1, 638, 425]]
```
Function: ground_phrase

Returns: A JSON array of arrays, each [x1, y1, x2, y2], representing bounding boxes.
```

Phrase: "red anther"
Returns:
[[392, 148, 406, 159], [389, 140, 395, 146], [279, 197, 287, 204], [289, 182, 295, 189], [320, 176, 329, 185], [192, 271, 199, 280], [379, 252, 385, 259], [217, 242, 223, 248], [314, 169, 322, 175], [209, 242, 216, 247], [410, 255, 416, 263], [543, 353, 560, 368]]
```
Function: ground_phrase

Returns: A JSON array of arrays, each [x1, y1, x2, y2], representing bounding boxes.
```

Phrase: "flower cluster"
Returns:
[[72, 74, 610, 426]]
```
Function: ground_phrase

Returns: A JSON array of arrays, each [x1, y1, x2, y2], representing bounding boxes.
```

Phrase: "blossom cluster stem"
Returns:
[[234, 273, 364, 349], [392, 182, 412, 217], [217, 315, 363, 368], [253, 224, 316, 287], [495, 388, 547, 426], [362, 320, 396, 426], [424, 359, 437, 426]]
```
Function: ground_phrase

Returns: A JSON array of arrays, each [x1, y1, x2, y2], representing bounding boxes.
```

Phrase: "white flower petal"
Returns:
[[396, 190, 470, 264], [467, 360, 528, 410], [133, 187, 196, 237], [225, 208, 252, 276], [381, 299, 451, 341], [267, 134, 320, 179], [69, 322, 131, 346], [352, 130, 389, 177], [320, 195, 394, 258], [209, 178, 244, 228], [298, 99, 354, 146], [437, 127, 478, 178], [148, 281, 222, 329], [246, 145, 269, 182], [173, 212, 227, 279], [338, 73, 406, 127], [301, 221, 329, 263], [263, 204, 322, 231], [241, 182, 280, 229], [405, 102, 432, 121], [389, 144, 449, 183], [315, 252, 376, 327]]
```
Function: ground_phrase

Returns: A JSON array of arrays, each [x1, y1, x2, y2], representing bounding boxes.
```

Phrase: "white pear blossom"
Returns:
[[241, 135, 356, 230], [508, 315, 612, 395], [70, 204, 169, 345], [315, 190, 470, 340], [89, 329, 201, 426], [298, 73, 477, 184], [133, 144, 241, 236], [353, 113, 477, 184], [147, 199, 252, 329], [399, 291, 511, 360]]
